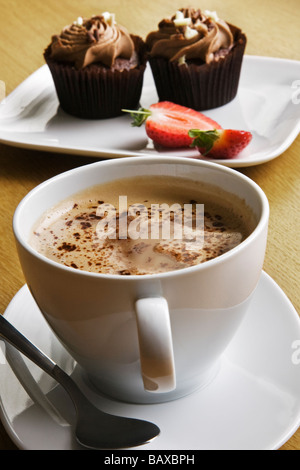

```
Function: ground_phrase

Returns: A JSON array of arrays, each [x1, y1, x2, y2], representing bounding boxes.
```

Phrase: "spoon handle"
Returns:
[[0, 314, 89, 409], [0, 314, 57, 378]]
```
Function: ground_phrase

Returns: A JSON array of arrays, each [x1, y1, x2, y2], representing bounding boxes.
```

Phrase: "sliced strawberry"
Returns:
[[123, 101, 222, 148], [189, 129, 252, 159]]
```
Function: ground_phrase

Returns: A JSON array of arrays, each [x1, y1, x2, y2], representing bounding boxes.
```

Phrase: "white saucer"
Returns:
[[1, 271, 300, 450], [0, 56, 299, 167]]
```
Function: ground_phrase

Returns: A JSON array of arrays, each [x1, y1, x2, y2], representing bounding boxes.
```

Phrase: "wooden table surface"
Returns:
[[0, 0, 299, 450]]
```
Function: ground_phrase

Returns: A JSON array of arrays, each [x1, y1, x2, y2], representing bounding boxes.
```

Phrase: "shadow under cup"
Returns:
[[13, 157, 269, 404]]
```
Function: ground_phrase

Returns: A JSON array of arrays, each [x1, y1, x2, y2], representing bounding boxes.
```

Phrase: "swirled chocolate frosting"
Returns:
[[47, 14, 135, 69], [146, 8, 234, 64]]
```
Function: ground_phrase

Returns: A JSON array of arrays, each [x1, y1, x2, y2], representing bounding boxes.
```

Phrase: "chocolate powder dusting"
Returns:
[[58, 242, 77, 252], [29, 176, 255, 276]]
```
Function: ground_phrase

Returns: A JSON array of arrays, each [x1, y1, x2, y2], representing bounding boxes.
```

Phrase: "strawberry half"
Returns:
[[123, 101, 222, 148], [189, 129, 252, 159]]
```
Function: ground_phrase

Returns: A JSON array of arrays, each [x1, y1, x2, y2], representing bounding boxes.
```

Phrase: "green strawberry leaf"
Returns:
[[188, 129, 220, 155], [122, 108, 152, 127]]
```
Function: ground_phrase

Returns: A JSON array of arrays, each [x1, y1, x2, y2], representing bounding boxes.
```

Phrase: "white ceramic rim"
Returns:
[[13, 156, 270, 280]]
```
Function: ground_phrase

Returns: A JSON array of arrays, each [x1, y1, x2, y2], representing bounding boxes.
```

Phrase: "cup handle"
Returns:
[[135, 297, 176, 393]]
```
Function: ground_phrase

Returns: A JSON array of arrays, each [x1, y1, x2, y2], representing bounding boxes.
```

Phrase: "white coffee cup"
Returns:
[[13, 157, 269, 404]]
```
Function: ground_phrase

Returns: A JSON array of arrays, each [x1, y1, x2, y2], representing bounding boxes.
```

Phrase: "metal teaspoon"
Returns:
[[0, 314, 160, 449]]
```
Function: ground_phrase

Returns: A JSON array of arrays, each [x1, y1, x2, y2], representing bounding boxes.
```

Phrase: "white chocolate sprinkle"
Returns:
[[178, 55, 187, 66], [102, 11, 116, 26], [184, 26, 198, 40], [73, 16, 83, 26], [174, 10, 192, 26], [204, 10, 219, 22], [175, 10, 184, 20], [174, 17, 192, 27]]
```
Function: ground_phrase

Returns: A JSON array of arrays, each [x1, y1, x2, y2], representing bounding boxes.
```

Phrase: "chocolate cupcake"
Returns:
[[146, 8, 246, 110], [44, 13, 147, 119]]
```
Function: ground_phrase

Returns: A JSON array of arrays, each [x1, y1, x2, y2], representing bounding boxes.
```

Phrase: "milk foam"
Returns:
[[29, 176, 255, 275]]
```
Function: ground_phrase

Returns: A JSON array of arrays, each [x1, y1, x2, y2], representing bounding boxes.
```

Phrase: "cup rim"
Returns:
[[13, 156, 269, 280]]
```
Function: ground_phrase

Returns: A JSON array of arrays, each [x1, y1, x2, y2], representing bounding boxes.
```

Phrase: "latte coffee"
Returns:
[[29, 175, 256, 275]]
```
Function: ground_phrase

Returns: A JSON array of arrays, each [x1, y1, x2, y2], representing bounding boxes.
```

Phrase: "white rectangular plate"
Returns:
[[0, 55, 299, 167]]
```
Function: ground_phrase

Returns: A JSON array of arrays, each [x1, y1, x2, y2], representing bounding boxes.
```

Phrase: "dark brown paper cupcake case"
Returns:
[[44, 35, 147, 119], [148, 26, 246, 111]]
